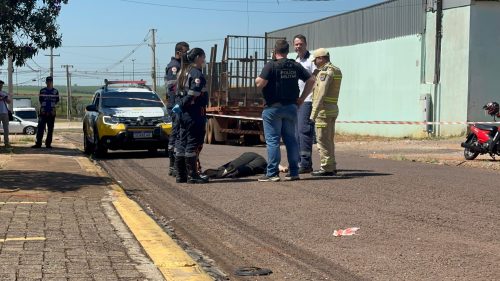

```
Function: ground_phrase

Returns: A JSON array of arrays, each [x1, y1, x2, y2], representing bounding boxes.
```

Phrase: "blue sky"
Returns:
[[2, 0, 384, 87]]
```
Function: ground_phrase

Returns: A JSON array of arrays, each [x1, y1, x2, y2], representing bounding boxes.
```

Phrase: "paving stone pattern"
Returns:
[[0, 149, 164, 281]]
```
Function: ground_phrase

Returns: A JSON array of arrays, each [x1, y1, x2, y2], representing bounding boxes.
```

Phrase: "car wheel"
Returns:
[[93, 128, 108, 158], [83, 130, 94, 155], [24, 126, 36, 135]]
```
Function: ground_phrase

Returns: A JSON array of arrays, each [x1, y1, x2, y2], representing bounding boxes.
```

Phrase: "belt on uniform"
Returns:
[[324, 97, 338, 104]]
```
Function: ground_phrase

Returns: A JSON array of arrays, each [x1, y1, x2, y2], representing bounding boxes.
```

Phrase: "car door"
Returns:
[[9, 117, 23, 133]]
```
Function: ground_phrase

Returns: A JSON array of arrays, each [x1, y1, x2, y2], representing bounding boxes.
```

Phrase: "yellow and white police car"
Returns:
[[83, 80, 172, 156]]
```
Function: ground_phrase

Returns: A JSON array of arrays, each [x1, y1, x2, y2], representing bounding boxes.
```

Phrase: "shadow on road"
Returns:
[[95, 150, 167, 160], [10, 146, 81, 157], [0, 170, 105, 193]]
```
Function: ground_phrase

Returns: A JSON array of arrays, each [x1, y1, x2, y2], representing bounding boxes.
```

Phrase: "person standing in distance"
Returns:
[[255, 39, 315, 182], [310, 48, 342, 176], [293, 34, 316, 174], [165, 41, 190, 177], [32, 76, 59, 149], [0, 80, 11, 148], [175, 48, 209, 184]]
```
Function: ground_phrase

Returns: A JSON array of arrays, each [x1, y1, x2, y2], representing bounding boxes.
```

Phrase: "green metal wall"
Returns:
[[312, 35, 427, 137]]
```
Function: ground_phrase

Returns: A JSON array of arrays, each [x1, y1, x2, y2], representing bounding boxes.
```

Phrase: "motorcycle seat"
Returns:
[[475, 124, 498, 132]]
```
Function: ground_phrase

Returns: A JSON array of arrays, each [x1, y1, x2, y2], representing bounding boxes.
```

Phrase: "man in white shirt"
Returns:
[[294, 34, 316, 173], [0, 80, 11, 147]]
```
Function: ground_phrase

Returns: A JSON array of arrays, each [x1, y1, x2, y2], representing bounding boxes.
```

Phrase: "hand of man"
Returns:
[[297, 97, 305, 106]]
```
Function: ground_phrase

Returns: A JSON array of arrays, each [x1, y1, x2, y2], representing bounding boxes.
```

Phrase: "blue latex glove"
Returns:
[[172, 104, 181, 114]]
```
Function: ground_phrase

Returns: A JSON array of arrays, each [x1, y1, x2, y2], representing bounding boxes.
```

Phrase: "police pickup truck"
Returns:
[[83, 80, 172, 157]]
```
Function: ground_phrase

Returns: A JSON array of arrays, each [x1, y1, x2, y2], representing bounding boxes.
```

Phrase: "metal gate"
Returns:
[[207, 35, 285, 109]]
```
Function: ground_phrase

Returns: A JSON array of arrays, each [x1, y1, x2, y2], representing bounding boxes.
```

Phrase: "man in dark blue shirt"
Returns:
[[32, 76, 59, 148], [165, 42, 189, 177], [255, 40, 315, 182]]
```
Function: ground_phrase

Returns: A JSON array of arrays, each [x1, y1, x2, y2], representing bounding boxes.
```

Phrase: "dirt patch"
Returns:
[[335, 136, 500, 172]]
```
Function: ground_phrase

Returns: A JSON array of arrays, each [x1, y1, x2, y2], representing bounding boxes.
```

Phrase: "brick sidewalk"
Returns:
[[0, 140, 164, 281]]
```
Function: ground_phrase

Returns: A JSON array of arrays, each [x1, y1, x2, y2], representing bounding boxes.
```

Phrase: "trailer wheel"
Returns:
[[213, 117, 228, 143], [204, 121, 209, 144], [206, 118, 215, 144]]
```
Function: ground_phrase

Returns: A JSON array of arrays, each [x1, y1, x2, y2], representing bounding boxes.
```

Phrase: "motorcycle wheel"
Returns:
[[464, 134, 480, 160]]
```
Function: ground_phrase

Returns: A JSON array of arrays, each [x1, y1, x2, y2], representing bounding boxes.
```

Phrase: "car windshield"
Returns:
[[15, 111, 37, 119], [102, 92, 163, 108]]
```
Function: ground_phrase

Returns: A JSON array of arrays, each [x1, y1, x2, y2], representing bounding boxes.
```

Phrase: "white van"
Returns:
[[13, 108, 38, 123]]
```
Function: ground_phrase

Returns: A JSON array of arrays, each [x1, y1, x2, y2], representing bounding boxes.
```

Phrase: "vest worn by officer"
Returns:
[[165, 57, 181, 111], [263, 59, 301, 106], [311, 62, 342, 120], [179, 67, 208, 118], [39, 87, 59, 116]]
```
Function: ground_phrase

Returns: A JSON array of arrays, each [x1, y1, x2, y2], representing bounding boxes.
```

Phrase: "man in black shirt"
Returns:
[[255, 39, 315, 182]]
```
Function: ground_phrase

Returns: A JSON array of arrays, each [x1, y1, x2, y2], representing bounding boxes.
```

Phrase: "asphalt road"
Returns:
[[65, 133, 500, 281]]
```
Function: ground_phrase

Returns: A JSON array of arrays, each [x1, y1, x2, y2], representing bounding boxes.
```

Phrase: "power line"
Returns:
[[99, 31, 151, 71], [119, 0, 350, 13]]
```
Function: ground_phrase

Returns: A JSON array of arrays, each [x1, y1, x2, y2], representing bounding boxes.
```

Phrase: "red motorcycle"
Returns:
[[461, 102, 500, 160]]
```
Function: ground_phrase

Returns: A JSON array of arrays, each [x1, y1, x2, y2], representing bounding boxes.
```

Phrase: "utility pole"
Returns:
[[7, 56, 14, 109], [45, 48, 60, 77], [150, 29, 157, 92], [132, 59, 136, 81], [61, 65, 73, 120]]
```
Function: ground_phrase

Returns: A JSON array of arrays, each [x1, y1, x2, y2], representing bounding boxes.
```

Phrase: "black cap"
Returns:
[[0, 80, 4, 85], [46, 76, 53, 82]]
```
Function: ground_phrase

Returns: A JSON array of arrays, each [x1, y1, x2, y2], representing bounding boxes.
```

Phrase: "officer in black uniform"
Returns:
[[165, 42, 189, 177], [174, 48, 209, 184]]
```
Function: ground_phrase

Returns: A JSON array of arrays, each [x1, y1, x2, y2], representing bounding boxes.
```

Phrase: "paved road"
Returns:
[[66, 134, 500, 281]]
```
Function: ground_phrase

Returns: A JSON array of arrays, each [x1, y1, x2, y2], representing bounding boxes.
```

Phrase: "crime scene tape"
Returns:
[[206, 113, 500, 125], [9, 94, 164, 104]]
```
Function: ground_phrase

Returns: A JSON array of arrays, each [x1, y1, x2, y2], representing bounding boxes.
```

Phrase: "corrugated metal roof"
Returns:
[[267, 0, 426, 49]]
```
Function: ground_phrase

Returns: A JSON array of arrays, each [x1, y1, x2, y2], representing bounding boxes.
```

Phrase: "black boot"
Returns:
[[168, 150, 177, 177], [175, 156, 187, 183], [186, 156, 209, 184]]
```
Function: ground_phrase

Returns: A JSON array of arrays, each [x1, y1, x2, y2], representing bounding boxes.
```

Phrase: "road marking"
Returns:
[[111, 185, 213, 281], [0, 237, 46, 243], [0, 201, 47, 204]]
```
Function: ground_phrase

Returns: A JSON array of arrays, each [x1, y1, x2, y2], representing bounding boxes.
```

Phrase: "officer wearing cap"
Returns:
[[32, 76, 59, 149], [174, 48, 209, 184], [165, 42, 189, 177], [310, 48, 342, 176]]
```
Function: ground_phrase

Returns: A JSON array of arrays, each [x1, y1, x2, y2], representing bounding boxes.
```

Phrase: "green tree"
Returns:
[[0, 0, 68, 67]]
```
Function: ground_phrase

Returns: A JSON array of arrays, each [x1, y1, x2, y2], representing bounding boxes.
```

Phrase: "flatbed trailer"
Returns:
[[204, 34, 284, 145]]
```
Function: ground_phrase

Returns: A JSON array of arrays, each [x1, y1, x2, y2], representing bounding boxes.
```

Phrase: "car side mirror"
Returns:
[[86, 105, 97, 112]]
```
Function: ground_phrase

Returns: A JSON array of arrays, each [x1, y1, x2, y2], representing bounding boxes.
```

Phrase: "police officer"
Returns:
[[32, 76, 59, 149], [255, 39, 315, 182], [174, 48, 209, 184], [310, 48, 342, 176], [165, 42, 190, 177]]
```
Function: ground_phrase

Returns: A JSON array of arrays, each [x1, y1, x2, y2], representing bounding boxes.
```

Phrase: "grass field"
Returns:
[[13, 85, 97, 118]]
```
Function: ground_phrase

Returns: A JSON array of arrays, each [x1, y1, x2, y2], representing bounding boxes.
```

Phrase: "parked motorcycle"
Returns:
[[461, 102, 500, 160]]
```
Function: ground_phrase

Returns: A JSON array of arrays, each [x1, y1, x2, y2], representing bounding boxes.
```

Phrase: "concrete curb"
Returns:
[[76, 155, 213, 281]]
